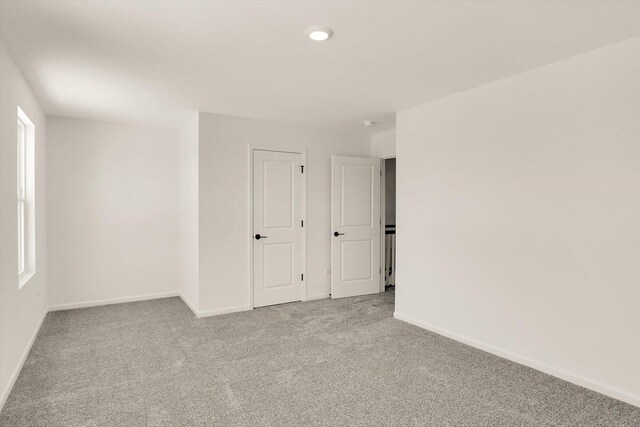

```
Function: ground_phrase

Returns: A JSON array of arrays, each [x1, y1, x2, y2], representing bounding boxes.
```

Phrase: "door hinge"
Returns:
[[379, 267, 382, 274], [301, 274, 304, 281], [301, 219, 304, 227], [301, 165, 304, 173]]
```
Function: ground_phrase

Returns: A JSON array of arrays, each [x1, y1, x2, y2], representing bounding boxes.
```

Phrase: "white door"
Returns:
[[253, 150, 304, 308], [331, 156, 381, 299]]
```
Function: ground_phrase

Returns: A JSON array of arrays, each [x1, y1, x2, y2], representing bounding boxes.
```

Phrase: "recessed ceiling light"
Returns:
[[363, 120, 376, 127], [305, 26, 333, 41]]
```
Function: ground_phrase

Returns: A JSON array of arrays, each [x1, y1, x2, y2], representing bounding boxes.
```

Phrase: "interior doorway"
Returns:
[[251, 149, 306, 308], [381, 157, 396, 293]]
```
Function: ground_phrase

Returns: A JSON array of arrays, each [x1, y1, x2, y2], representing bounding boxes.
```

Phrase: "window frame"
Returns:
[[17, 117, 26, 276], [17, 106, 35, 289]]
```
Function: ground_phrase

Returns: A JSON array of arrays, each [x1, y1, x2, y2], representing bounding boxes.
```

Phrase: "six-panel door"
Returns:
[[253, 150, 303, 308]]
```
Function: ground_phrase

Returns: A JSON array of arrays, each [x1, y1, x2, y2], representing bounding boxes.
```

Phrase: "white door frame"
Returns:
[[248, 145, 307, 309], [379, 155, 396, 292]]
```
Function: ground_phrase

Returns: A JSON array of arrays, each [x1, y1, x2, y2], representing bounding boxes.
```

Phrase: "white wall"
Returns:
[[0, 42, 48, 408], [395, 37, 640, 406], [198, 113, 370, 313], [47, 117, 180, 308], [371, 129, 396, 159], [178, 113, 199, 311]]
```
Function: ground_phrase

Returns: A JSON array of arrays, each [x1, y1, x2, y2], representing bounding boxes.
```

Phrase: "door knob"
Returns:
[[333, 231, 345, 237], [255, 234, 267, 240]]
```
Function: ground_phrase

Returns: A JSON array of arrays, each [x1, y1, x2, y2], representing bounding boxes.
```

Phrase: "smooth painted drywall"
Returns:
[[198, 113, 370, 312], [4, 1, 639, 133], [178, 113, 199, 311], [47, 117, 180, 307], [396, 37, 640, 405], [0, 41, 48, 408], [371, 129, 396, 159]]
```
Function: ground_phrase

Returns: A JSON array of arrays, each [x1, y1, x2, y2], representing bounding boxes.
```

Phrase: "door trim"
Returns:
[[248, 145, 307, 310], [380, 158, 385, 293], [379, 155, 396, 292]]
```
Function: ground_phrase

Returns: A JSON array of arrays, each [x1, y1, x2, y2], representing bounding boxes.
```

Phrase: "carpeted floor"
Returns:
[[1, 291, 638, 426]]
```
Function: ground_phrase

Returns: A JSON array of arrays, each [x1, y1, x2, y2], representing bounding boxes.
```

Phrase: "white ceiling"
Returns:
[[1, 1, 638, 133]]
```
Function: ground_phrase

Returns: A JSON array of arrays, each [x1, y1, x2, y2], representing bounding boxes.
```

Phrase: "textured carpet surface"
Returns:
[[1, 291, 639, 426]]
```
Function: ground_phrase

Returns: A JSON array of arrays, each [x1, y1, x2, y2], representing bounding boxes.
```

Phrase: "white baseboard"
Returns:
[[306, 292, 330, 301], [177, 292, 251, 318], [178, 293, 199, 317], [47, 291, 252, 318], [196, 304, 251, 318], [393, 311, 640, 408], [47, 291, 252, 319], [48, 291, 180, 311], [0, 308, 47, 412]]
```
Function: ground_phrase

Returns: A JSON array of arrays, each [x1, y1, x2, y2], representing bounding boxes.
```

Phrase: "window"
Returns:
[[17, 106, 35, 288], [17, 117, 25, 275]]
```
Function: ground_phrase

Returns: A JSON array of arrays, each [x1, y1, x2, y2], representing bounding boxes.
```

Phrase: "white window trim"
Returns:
[[17, 106, 35, 289], [17, 118, 26, 276]]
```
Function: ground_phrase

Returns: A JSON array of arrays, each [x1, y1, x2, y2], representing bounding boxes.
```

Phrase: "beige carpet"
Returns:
[[1, 291, 638, 426]]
